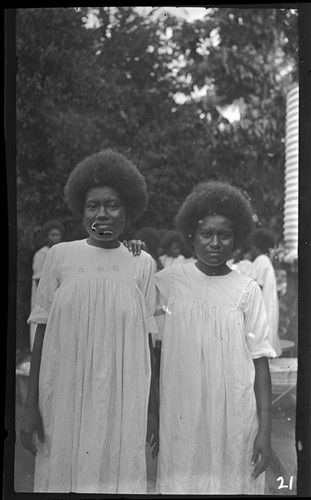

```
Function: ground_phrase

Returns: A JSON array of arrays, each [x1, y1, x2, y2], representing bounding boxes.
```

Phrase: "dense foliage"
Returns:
[[14, 7, 298, 350]]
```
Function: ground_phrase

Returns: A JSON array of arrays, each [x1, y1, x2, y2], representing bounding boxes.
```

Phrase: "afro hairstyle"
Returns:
[[64, 149, 148, 223], [40, 220, 64, 237], [160, 230, 185, 254], [175, 181, 254, 251], [35, 220, 64, 249], [249, 228, 275, 254]]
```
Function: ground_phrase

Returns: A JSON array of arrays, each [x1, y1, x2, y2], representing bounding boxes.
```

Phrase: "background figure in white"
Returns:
[[248, 228, 282, 357], [227, 241, 253, 276], [159, 230, 185, 268], [30, 220, 64, 350]]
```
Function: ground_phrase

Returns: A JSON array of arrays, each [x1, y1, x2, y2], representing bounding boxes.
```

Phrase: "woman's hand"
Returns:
[[147, 410, 159, 459], [20, 406, 45, 456], [122, 239, 147, 256], [251, 429, 272, 479]]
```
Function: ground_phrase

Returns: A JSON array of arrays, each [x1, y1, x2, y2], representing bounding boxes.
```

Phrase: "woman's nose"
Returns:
[[210, 235, 220, 247], [97, 206, 109, 218]]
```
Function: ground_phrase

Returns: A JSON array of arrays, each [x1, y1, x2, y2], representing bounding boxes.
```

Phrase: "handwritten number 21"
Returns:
[[277, 476, 293, 490]]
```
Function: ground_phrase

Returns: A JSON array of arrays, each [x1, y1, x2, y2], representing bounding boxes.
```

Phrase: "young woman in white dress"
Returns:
[[155, 181, 276, 495], [20, 149, 159, 493]]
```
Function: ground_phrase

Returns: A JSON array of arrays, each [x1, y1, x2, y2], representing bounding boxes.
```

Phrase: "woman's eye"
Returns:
[[220, 233, 232, 239], [201, 232, 211, 238], [86, 203, 96, 210]]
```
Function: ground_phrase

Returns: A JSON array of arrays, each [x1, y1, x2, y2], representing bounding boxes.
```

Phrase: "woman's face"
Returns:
[[83, 186, 126, 248], [47, 228, 62, 247], [168, 241, 182, 258], [194, 214, 234, 275]]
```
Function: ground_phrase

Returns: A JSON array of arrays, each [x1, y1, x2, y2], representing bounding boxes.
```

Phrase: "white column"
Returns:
[[283, 84, 299, 260]]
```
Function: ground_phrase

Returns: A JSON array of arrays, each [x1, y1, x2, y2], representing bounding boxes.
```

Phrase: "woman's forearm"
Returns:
[[25, 323, 46, 408], [253, 356, 272, 432], [148, 333, 158, 417]]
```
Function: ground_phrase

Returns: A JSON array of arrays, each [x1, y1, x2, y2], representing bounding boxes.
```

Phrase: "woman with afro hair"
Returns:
[[20, 149, 159, 493], [159, 230, 186, 268], [155, 181, 276, 495]]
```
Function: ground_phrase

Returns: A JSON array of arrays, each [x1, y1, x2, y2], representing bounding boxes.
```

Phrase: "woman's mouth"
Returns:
[[91, 223, 113, 236]]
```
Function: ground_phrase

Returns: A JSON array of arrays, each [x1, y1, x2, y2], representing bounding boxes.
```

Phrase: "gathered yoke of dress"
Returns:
[[28, 239, 157, 494], [155, 263, 276, 495]]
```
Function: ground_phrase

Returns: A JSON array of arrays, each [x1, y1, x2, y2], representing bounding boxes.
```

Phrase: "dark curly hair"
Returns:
[[39, 219, 64, 242], [175, 181, 254, 251], [64, 149, 148, 222], [249, 228, 275, 254], [40, 220, 64, 237], [160, 230, 185, 254]]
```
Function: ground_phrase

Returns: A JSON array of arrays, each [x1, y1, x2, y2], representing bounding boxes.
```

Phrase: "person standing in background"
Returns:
[[227, 239, 253, 276], [30, 220, 64, 351], [159, 230, 185, 268]]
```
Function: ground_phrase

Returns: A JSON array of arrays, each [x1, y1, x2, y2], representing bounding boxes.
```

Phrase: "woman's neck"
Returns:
[[86, 237, 121, 249], [195, 260, 232, 276]]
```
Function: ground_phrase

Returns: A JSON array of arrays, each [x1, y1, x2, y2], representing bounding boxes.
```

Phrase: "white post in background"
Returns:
[[283, 84, 299, 262], [282, 83, 298, 357]]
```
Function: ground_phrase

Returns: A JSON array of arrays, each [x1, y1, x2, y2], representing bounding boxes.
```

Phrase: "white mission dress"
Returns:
[[155, 263, 276, 495], [250, 254, 282, 357], [28, 239, 157, 494]]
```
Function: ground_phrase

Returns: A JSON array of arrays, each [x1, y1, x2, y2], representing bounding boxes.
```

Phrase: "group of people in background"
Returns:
[[20, 148, 283, 495]]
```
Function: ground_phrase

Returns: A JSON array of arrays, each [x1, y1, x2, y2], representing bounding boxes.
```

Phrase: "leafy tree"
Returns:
[[169, 7, 298, 224]]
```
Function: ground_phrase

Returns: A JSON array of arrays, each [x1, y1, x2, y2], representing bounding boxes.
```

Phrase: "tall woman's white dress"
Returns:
[[155, 263, 276, 495], [28, 239, 157, 493]]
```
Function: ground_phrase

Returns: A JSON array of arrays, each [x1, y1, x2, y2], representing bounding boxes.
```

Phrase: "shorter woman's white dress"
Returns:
[[28, 239, 157, 494], [250, 254, 282, 357], [155, 263, 276, 495]]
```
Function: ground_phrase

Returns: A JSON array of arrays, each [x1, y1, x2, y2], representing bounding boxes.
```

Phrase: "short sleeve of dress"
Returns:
[[32, 246, 49, 280], [241, 279, 277, 359], [139, 253, 158, 335], [28, 244, 60, 324]]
